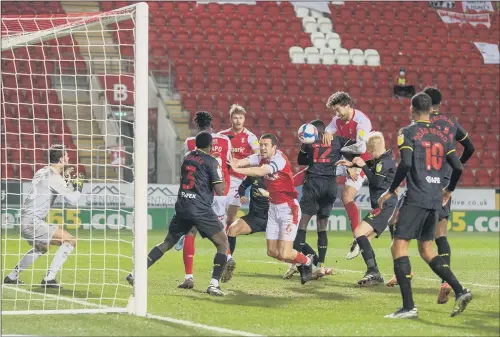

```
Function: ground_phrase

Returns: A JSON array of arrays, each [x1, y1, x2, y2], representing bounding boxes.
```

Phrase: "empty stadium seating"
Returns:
[[107, 0, 498, 186], [1, 2, 82, 179]]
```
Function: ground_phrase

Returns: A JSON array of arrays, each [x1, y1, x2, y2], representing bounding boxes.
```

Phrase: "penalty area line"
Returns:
[[147, 314, 262, 337]]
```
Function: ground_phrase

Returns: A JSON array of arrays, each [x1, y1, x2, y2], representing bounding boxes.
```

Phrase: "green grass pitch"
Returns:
[[1, 230, 499, 336]]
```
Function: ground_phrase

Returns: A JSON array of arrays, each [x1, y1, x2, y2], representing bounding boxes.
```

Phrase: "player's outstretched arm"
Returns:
[[231, 164, 273, 177], [238, 177, 252, 203], [297, 144, 309, 165]]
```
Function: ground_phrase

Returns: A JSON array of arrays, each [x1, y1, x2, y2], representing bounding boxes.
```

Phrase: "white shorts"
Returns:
[[336, 165, 367, 191], [227, 175, 243, 207], [20, 217, 57, 247], [212, 195, 228, 221], [266, 199, 301, 242]]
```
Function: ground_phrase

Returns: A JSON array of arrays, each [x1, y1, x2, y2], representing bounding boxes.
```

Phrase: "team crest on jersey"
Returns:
[[358, 129, 365, 138], [397, 134, 404, 146], [376, 162, 383, 173], [252, 139, 259, 147]]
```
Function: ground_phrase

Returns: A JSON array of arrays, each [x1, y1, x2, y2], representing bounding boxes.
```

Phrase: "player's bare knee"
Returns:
[[341, 188, 355, 204], [418, 241, 435, 262]]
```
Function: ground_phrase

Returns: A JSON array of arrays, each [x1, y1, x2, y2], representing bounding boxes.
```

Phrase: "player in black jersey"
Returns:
[[220, 176, 270, 283], [337, 131, 397, 286], [379, 93, 472, 319], [284, 120, 343, 280], [126, 132, 229, 296], [424, 86, 475, 304]]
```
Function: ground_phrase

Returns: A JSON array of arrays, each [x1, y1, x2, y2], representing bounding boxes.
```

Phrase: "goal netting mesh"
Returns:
[[1, 3, 148, 315]]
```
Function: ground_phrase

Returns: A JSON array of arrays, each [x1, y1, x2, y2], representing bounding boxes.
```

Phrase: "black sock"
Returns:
[[211, 253, 227, 282], [394, 256, 414, 310], [389, 224, 395, 240], [228, 236, 236, 255], [147, 246, 164, 269], [317, 231, 328, 264], [429, 255, 464, 295], [294, 229, 306, 251], [435, 236, 451, 283], [356, 235, 379, 273]]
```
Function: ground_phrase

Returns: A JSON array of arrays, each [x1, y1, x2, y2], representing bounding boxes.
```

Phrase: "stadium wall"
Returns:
[[1, 181, 498, 233]]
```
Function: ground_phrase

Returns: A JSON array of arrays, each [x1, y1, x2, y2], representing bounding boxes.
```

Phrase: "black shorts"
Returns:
[[438, 197, 451, 221], [300, 175, 337, 219], [395, 203, 438, 241], [240, 213, 267, 234], [168, 211, 224, 239], [363, 204, 396, 237]]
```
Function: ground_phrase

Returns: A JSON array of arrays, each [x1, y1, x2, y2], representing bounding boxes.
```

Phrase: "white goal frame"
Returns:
[[1, 2, 148, 317]]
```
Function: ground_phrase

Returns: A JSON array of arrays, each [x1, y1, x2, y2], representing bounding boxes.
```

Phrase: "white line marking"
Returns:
[[249, 260, 500, 289], [2, 285, 109, 308], [2, 286, 262, 336], [147, 314, 262, 337]]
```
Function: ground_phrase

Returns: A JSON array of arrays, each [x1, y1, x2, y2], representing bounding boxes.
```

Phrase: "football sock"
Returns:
[[317, 231, 328, 264], [228, 236, 236, 255], [211, 252, 227, 282], [345, 201, 360, 234], [356, 235, 379, 273], [294, 229, 306, 251], [183, 235, 195, 275], [429, 255, 464, 295], [147, 246, 164, 269], [293, 252, 311, 266], [8, 248, 43, 280], [44, 242, 74, 281], [394, 256, 414, 310], [435, 236, 451, 283]]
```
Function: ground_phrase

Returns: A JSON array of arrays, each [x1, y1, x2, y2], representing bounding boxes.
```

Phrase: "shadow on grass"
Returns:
[[418, 315, 500, 336], [29, 286, 96, 301]]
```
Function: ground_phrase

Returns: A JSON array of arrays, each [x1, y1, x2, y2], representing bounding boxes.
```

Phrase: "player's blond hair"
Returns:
[[367, 131, 385, 149], [229, 104, 246, 117]]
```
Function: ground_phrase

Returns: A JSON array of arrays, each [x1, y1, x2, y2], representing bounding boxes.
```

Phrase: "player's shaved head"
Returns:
[[310, 120, 325, 133], [423, 86, 442, 109], [49, 144, 65, 164], [194, 111, 213, 131], [411, 92, 432, 115], [195, 131, 212, 150]]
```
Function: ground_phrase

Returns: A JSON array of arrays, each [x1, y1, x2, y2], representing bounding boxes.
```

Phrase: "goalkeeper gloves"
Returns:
[[72, 173, 85, 192]]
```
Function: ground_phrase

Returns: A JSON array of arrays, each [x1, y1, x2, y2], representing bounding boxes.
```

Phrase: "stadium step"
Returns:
[[163, 99, 191, 142]]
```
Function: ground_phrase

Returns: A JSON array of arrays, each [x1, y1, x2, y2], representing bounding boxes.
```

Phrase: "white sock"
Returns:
[[44, 243, 74, 281], [227, 254, 232, 261], [210, 278, 219, 287], [8, 248, 43, 280], [185, 274, 193, 280], [305, 257, 312, 266]]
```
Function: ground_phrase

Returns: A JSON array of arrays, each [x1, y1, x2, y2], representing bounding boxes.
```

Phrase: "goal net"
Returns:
[[1, 2, 148, 316]]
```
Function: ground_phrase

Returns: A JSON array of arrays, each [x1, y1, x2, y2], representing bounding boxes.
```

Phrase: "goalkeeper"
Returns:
[[3, 145, 84, 288]]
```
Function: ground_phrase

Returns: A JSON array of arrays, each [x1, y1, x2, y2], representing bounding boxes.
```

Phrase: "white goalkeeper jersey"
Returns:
[[21, 166, 81, 220]]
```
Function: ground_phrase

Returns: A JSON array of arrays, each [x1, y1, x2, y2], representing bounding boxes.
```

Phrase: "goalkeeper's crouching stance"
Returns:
[[4, 145, 84, 289]]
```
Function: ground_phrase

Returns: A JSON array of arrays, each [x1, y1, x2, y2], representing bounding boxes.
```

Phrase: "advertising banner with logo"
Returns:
[[2, 208, 497, 232], [437, 10, 491, 27], [98, 75, 134, 105]]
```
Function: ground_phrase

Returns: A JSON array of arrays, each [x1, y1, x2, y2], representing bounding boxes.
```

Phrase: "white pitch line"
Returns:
[[2, 285, 109, 309], [249, 260, 500, 289], [147, 314, 262, 337]]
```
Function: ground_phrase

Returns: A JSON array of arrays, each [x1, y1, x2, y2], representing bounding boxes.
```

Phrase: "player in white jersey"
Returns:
[[3, 145, 84, 288]]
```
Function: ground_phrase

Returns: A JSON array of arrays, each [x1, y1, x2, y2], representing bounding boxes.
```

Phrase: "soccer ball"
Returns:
[[297, 124, 318, 144]]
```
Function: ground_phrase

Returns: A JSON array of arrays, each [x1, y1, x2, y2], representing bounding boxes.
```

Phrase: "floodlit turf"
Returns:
[[2, 230, 499, 336]]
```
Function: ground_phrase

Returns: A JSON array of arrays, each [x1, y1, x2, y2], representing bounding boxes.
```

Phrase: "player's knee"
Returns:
[[418, 241, 434, 262], [434, 219, 448, 237], [267, 247, 279, 259], [35, 243, 48, 254], [187, 227, 197, 236], [316, 217, 329, 232], [341, 189, 355, 204]]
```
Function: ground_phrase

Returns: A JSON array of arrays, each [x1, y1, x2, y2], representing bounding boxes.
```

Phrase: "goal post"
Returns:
[[1, 2, 148, 316]]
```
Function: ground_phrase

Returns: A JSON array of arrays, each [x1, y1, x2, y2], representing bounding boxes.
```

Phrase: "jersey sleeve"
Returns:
[[325, 117, 337, 134], [248, 132, 260, 152], [269, 153, 286, 174], [397, 127, 414, 152], [454, 119, 469, 143], [226, 138, 232, 162], [247, 153, 261, 166], [209, 158, 223, 184], [238, 176, 253, 197], [50, 174, 81, 204], [445, 138, 457, 158]]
